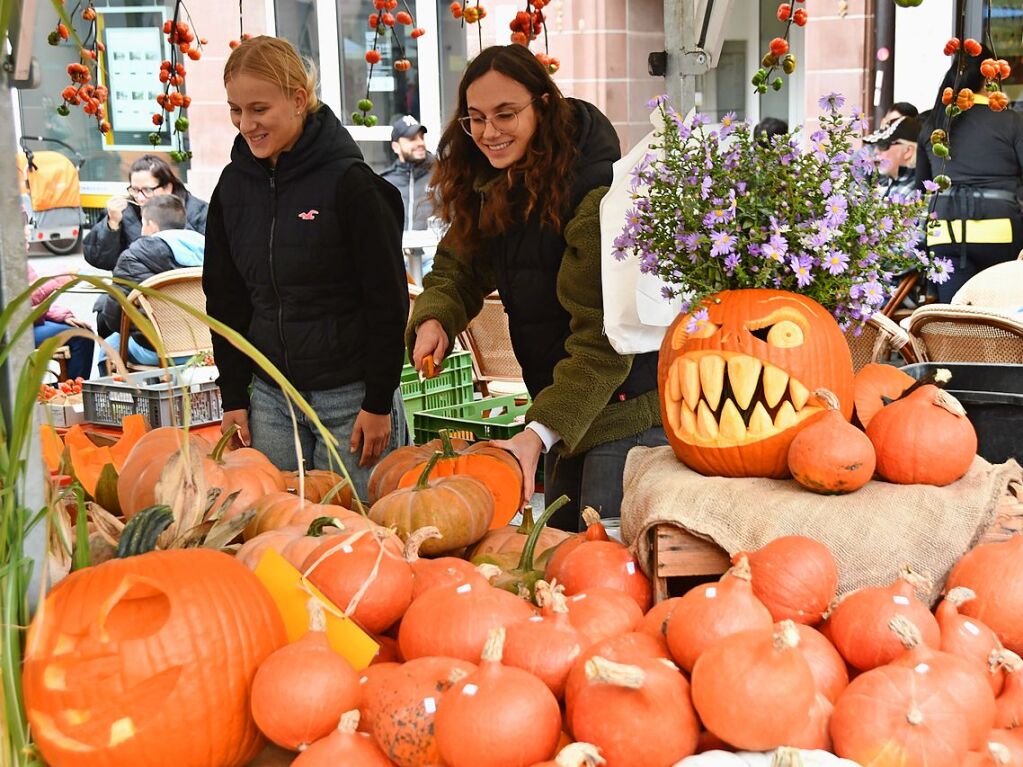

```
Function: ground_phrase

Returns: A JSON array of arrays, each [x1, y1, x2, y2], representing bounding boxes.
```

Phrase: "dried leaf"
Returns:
[[87, 502, 125, 547], [153, 446, 209, 544], [209, 489, 243, 523], [203, 509, 255, 550], [171, 520, 216, 549]]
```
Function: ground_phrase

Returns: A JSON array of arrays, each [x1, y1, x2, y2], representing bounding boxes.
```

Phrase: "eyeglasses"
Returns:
[[458, 98, 538, 137], [127, 184, 163, 198]]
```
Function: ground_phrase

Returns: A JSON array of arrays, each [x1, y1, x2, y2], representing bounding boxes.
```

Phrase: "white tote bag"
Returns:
[[600, 109, 684, 355]]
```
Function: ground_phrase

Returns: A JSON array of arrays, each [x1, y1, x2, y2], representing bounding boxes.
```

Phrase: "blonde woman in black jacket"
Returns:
[[203, 36, 408, 497]]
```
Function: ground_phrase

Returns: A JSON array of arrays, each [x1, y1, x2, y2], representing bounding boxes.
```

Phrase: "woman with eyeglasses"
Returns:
[[83, 153, 208, 272], [408, 45, 666, 531]]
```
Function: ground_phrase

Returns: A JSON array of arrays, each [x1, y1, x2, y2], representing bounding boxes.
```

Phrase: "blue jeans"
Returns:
[[544, 425, 669, 532], [34, 321, 95, 381], [97, 332, 191, 370], [248, 377, 408, 500]]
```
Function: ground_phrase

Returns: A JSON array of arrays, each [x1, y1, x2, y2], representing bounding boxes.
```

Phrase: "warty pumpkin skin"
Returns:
[[23, 549, 287, 767], [658, 289, 855, 478]]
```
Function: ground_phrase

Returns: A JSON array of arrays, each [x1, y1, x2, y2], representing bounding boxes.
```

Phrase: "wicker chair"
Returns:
[[117, 267, 211, 371], [907, 304, 1023, 363], [951, 260, 1023, 309], [457, 292, 527, 397], [843, 312, 916, 372]]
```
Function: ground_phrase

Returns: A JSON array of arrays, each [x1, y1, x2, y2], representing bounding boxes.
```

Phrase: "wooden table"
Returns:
[[649, 475, 1023, 603]]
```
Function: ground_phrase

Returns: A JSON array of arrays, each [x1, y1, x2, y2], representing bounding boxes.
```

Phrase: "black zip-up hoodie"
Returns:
[[203, 104, 407, 414]]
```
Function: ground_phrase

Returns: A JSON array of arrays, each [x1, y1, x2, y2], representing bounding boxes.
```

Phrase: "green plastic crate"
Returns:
[[399, 351, 474, 432]]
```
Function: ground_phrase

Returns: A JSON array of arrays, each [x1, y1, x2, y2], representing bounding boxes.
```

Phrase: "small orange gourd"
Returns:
[[250, 599, 361, 750], [291, 711, 393, 766], [788, 389, 875, 494]]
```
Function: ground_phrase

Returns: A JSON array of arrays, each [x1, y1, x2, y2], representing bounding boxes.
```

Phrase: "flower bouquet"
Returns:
[[614, 92, 950, 332]]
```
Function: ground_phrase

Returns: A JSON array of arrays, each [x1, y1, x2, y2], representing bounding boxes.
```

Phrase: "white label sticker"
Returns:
[[456, 584, 473, 594], [529, 616, 543, 623], [964, 621, 981, 636], [342, 544, 354, 554], [626, 561, 636, 575], [423, 697, 437, 713], [461, 684, 478, 697], [913, 663, 931, 674], [571, 593, 587, 602], [892, 595, 910, 606], [705, 586, 717, 599]]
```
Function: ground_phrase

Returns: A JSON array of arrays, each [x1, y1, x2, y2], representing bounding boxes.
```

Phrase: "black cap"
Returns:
[[862, 115, 922, 148], [391, 115, 427, 141]]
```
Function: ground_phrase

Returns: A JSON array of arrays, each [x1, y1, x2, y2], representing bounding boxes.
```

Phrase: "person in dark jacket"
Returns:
[[95, 194, 205, 368], [916, 46, 1023, 301], [380, 114, 436, 230], [204, 36, 408, 496], [408, 45, 665, 531], [83, 154, 208, 271], [864, 115, 921, 201]]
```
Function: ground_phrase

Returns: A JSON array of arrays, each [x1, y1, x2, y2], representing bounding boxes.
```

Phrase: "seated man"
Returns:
[[96, 194, 205, 370]]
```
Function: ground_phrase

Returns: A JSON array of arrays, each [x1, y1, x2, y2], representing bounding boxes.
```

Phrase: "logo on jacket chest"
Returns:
[[298, 209, 320, 220]]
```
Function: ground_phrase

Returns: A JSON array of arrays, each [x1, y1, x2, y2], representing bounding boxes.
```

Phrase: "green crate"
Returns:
[[400, 351, 474, 432]]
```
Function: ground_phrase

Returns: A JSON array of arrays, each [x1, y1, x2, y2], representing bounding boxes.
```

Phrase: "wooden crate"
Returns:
[[649, 476, 1023, 603]]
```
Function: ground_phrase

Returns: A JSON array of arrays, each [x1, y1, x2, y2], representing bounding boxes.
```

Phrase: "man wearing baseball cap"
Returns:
[[863, 115, 922, 201], [380, 114, 435, 231]]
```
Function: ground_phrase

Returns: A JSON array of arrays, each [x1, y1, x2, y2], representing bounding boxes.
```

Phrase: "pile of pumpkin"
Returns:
[[787, 365, 978, 495]]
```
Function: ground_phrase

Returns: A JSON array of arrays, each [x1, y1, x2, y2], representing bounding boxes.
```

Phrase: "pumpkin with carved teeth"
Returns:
[[658, 289, 855, 478]]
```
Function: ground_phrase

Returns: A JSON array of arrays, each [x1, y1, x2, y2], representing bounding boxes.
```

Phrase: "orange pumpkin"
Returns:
[[469, 505, 574, 565], [393, 431, 524, 529], [658, 289, 855, 478], [282, 468, 353, 506], [22, 549, 287, 767], [291, 711, 393, 766], [243, 491, 362, 541], [366, 435, 472, 503], [788, 389, 876, 494], [852, 362, 916, 429], [867, 384, 978, 486], [369, 451, 495, 555]]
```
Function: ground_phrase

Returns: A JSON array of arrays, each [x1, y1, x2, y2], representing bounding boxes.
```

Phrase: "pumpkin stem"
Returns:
[[535, 580, 569, 614], [516, 495, 571, 573], [773, 620, 801, 652], [481, 626, 507, 664], [438, 429, 459, 458], [888, 614, 922, 649], [584, 656, 645, 689], [944, 586, 976, 608], [476, 563, 502, 581], [988, 743, 1012, 766], [116, 505, 174, 557], [897, 564, 932, 595], [414, 452, 444, 490], [933, 388, 968, 417], [727, 554, 753, 582], [320, 479, 351, 505], [905, 706, 924, 726], [306, 597, 327, 632], [447, 667, 470, 687], [337, 710, 361, 735], [771, 747, 805, 767], [555, 742, 606, 767], [991, 649, 1023, 674], [305, 516, 344, 538], [582, 507, 601, 526], [896, 367, 953, 402], [811, 388, 841, 412], [403, 526, 443, 561], [515, 505, 536, 535], [209, 425, 237, 462]]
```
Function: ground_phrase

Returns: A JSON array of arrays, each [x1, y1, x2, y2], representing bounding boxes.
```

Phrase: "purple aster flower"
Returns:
[[685, 308, 710, 334], [820, 179, 833, 196], [762, 234, 788, 263], [700, 175, 713, 199], [878, 216, 895, 233], [862, 280, 886, 306], [928, 257, 955, 284], [709, 230, 736, 258], [923, 180, 940, 193], [646, 94, 669, 110], [823, 250, 850, 275], [818, 92, 847, 113], [724, 252, 741, 273], [703, 207, 733, 228], [719, 111, 738, 138], [824, 194, 848, 226], [849, 106, 869, 131], [790, 255, 815, 287]]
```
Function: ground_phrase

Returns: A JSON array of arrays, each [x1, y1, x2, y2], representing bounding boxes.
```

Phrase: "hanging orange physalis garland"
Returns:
[[353, 1, 427, 127], [48, 1, 110, 134], [752, 1, 807, 93], [148, 0, 205, 163], [450, 1, 559, 74]]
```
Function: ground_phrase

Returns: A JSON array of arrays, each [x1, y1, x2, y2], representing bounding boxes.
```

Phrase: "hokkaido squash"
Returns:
[[794, 623, 849, 703], [250, 600, 360, 750], [369, 451, 495, 555], [852, 362, 916, 429], [551, 539, 652, 612], [787, 389, 875, 494], [935, 587, 1005, 694], [946, 534, 1023, 655], [435, 627, 562, 767], [394, 430, 523, 528], [561, 587, 643, 646], [544, 508, 612, 583], [291, 711, 392, 766], [282, 468, 353, 506], [404, 526, 488, 599], [734, 536, 838, 625], [992, 650, 1023, 729], [867, 384, 977, 486], [571, 655, 699, 766], [691, 621, 816, 751], [530, 743, 605, 767]]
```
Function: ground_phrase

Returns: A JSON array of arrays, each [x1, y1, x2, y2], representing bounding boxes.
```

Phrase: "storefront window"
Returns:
[[276, 0, 321, 83]]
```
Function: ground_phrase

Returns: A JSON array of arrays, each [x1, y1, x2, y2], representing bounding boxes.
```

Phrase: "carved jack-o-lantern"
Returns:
[[23, 549, 287, 767], [658, 289, 855, 478]]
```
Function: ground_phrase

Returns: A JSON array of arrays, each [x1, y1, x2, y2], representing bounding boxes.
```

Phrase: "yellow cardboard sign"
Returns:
[[254, 548, 379, 670]]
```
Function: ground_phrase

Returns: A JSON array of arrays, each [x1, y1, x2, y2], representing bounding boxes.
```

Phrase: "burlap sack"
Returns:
[[622, 446, 1022, 604]]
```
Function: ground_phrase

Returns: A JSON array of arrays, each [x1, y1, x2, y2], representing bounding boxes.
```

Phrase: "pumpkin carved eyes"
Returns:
[[766, 320, 805, 348], [689, 321, 719, 340]]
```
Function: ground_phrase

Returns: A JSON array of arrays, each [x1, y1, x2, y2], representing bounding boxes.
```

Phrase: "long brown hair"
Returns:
[[431, 45, 578, 253]]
